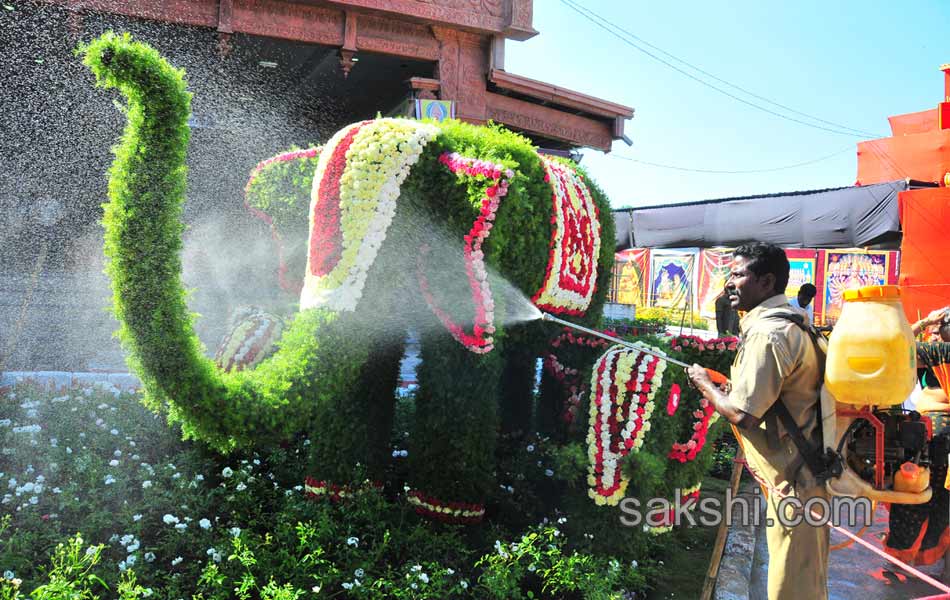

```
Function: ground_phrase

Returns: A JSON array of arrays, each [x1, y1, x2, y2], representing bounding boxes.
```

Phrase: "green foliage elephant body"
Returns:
[[82, 32, 618, 518]]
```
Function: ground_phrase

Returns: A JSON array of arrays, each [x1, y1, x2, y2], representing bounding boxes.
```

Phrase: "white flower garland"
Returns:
[[586, 345, 666, 506], [301, 119, 440, 312]]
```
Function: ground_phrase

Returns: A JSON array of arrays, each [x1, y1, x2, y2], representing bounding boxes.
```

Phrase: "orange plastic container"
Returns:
[[893, 462, 930, 494], [824, 285, 917, 407]]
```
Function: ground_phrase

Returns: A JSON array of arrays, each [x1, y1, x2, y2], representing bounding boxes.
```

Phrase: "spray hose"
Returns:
[[540, 312, 729, 385]]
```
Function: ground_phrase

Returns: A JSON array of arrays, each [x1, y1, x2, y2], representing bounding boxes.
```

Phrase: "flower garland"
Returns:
[[214, 308, 284, 372], [532, 156, 602, 315], [303, 477, 383, 503], [407, 489, 486, 524], [646, 481, 702, 535], [301, 118, 440, 312], [415, 152, 513, 353], [665, 334, 734, 463], [545, 329, 611, 427], [670, 335, 738, 353], [244, 147, 321, 295], [668, 392, 719, 463], [586, 346, 666, 506]]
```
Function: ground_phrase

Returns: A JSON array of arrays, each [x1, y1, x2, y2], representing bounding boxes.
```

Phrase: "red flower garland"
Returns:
[[309, 125, 369, 277], [303, 476, 383, 503], [407, 489, 486, 524], [416, 153, 513, 353], [532, 156, 602, 315]]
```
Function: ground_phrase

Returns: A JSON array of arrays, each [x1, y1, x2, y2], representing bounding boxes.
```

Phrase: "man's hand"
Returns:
[[687, 363, 758, 429], [687, 363, 712, 389]]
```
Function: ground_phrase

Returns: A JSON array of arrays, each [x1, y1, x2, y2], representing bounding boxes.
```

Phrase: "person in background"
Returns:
[[911, 306, 950, 339], [885, 312, 950, 580], [788, 283, 816, 325], [689, 242, 828, 600], [715, 284, 740, 336]]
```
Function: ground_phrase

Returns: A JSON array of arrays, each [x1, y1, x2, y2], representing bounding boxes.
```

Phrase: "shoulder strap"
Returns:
[[763, 311, 836, 483]]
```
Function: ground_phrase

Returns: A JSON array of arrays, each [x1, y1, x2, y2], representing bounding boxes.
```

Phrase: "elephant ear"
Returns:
[[415, 152, 515, 354], [532, 155, 603, 316], [300, 119, 440, 312], [244, 147, 322, 296]]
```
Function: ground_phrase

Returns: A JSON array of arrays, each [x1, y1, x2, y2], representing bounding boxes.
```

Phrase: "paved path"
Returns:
[[751, 503, 948, 599]]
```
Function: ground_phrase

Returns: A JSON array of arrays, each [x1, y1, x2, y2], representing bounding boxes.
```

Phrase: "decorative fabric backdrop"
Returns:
[[697, 248, 733, 318], [611, 248, 650, 306], [650, 250, 696, 309]]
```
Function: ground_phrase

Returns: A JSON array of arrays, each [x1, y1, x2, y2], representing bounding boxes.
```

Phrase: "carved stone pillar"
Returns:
[[339, 11, 358, 78], [433, 27, 489, 124]]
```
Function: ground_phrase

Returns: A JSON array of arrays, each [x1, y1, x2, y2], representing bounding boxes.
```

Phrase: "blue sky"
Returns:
[[504, 0, 950, 208]]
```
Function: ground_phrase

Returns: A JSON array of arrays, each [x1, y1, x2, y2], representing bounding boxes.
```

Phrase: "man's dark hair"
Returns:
[[733, 242, 790, 295], [798, 283, 817, 298]]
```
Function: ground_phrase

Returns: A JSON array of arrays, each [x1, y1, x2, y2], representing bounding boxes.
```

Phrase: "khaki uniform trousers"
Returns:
[[764, 484, 830, 600]]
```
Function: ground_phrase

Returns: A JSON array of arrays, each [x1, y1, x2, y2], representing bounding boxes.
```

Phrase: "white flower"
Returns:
[[545, 469, 554, 477], [419, 573, 429, 584], [109, 460, 120, 467], [460, 580, 468, 589], [355, 568, 365, 578], [104, 475, 116, 485], [126, 553, 137, 566], [114, 450, 122, 457], [171, 556, 183, 566], [162, 514, 179, 525], [526, 444, 535, 452], [127, 541, 140, 553], [174, 523, 187, 532], [142, 480, 152, 489], [120, 534, 134, 546], [221, 467, 233, 478], [28, 496, 38, 505], [199, 518, 211, 530], [144, 552, 155, 563], [110, 429, 119, 436], [133, 514, 142, 522], [346, 536, 359, 547], [230, 527, 242, 538], [195, 474, 204, 481], [235, 482, 247, 492]]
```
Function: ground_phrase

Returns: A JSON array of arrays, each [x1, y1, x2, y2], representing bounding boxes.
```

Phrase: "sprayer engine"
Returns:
[[843, 409, 931, 488]]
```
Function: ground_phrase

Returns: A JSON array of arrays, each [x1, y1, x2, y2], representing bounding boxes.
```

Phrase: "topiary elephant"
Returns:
[[82, 32, 617, 522]]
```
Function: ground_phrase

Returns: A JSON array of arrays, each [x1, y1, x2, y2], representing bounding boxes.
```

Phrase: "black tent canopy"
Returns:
[[612, 179, 935, 251]]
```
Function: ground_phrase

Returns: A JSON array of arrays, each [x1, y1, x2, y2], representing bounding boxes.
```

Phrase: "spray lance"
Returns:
[[540, 312, 729, 386]]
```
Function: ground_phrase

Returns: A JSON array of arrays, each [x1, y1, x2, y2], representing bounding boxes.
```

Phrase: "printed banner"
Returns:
[[611, 248, 650, 306], [697, 248, 733, 318], [415, 99, 455, 122], [821, 250, 891, 324], [650, 250, 697, 310], [785, 251, 817, 299]]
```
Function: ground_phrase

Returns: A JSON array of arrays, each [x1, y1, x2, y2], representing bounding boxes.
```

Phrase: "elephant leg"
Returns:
[[536, 365, 564, 438], [305, 315, 404, 491], [407, 333, 503, 523], [499, 347, 537, 438]]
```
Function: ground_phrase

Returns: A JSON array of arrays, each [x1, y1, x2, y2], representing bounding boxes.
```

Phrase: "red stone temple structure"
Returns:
[[46, 0, 633, 151]]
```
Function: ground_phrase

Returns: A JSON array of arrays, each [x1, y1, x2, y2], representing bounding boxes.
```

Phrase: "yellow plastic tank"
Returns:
[[824, 285, 916, 407]]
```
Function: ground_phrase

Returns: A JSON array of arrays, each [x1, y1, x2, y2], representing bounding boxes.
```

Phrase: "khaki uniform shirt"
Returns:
[[728, 294, 823, 495]]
